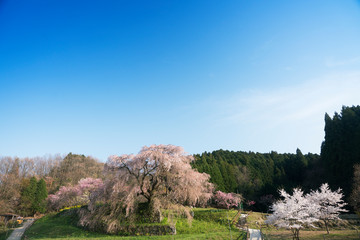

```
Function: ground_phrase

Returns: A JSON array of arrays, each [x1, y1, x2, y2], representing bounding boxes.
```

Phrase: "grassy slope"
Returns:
[[24, 209, 247, 240], [0, 229, 13, 240]]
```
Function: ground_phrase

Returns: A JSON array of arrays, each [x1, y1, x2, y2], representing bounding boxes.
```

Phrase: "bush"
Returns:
[[212, 191, 242, 209]]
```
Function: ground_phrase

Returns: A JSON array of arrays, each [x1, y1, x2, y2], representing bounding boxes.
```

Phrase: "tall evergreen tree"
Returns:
[[34, 178, 48, 213], [321, 105, 360, 199], [20, 177, 37, 216]]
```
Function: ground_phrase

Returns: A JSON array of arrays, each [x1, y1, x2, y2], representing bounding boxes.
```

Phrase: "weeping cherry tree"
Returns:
[[80, 145, 214, 233]]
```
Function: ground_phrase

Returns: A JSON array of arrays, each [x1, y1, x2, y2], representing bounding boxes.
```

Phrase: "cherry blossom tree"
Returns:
[[81, 145, 214, 233], [48, 178, 103, 210], [266, 188, 319, 240], [105, 145, 213, 211], [213, 191, 242, 209], [307, 183, 347, 234], [246, 200, 256, 210]]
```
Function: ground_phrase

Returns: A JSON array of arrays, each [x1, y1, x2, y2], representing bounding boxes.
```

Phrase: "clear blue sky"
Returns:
[[1, 0, 360, 161]]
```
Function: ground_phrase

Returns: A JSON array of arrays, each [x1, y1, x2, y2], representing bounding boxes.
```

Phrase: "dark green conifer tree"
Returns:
[[321, 105, 360, 198], [20, 177, 37, 216], [34, 178, 48, 213]]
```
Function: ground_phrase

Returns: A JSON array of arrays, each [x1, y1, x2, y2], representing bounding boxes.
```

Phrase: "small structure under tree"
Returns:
[[0, 213, 22, 227]]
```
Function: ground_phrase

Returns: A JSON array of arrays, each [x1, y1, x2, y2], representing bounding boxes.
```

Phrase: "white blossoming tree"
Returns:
[[307, 183, 348, 234], [266, 188, 319, 240]]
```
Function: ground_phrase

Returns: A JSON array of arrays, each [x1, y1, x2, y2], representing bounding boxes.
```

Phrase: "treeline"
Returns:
[[0, 153, 103, 215], [192, 149, 321, 210]]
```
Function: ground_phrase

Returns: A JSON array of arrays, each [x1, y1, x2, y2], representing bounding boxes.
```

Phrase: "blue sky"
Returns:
[[1, 0, 360, 161]]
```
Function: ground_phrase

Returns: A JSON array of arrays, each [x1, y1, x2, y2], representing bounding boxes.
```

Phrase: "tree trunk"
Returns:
[[324, 220, 330, 234], [297, 229, 300, 240], [292, 229, 300, 240]]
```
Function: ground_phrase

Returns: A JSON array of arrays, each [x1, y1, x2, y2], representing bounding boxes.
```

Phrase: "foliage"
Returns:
[[19, 177, 48, 215], [48, 153, 104, 192], [266, 188, 320, 240], [307, 183, 348, 234], [192, 148, 321, 210], [212, 191, 242, 209], [0, 154, 100, 215], [48, 178, 103, 210], [34, 178, 48, 213], [321, 105, 360, 199], [19, 176, 38, 215], [0, 157, 23, 213]]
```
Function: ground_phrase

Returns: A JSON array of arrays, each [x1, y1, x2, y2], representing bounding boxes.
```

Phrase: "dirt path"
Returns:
[[248, 228, 262, 240], [7, 219, 34, 240]]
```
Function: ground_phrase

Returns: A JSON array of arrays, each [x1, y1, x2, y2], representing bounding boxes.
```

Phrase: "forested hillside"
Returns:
[[192, 149, 321, 210]]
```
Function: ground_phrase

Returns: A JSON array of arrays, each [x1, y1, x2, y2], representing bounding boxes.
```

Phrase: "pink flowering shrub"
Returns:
[[246, 200, 256, 206], [48, 177, 103, 210], [213, 191, 242, 209]]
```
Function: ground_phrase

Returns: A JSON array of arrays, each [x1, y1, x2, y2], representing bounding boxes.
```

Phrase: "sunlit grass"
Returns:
[[0, 228, 13, 240], [24, 208, 247, 239], [262, 229, 360, 239]]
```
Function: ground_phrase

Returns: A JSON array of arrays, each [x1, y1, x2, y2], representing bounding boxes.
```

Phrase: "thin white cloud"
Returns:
[[224, 72, 360, 124], [206, 71, 360, 154]]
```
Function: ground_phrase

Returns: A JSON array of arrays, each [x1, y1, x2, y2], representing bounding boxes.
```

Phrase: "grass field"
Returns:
[[243, 211, 360, 240], [23, 208, 247, 239], [261, 229, 360, 239], [0, 228, 12, 240], [23, 209, 360, 239]]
